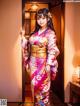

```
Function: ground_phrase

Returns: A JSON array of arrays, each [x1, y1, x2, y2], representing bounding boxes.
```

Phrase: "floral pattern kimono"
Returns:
[[21, 28, 60, 106]]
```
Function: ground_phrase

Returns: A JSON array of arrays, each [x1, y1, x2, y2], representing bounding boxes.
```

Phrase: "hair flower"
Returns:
[[48, 12, 52, 18]]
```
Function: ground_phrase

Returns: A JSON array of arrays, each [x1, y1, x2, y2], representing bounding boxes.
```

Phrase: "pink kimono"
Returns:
[[22, 28, 60, 106]]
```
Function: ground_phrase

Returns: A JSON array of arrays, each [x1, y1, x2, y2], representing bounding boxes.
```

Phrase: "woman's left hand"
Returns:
[[45, 64, 50, 72], [45, 64, 50, 79]]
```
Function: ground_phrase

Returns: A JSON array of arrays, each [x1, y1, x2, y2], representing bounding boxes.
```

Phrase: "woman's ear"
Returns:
[[48, 18, 50, 22]]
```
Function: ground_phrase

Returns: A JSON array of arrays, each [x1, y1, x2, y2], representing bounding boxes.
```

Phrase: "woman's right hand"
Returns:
[[20, 29, 28, 48], [20, 28, 25, 36]]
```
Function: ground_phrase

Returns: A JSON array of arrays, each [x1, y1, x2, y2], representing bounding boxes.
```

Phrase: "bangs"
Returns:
[[37, 8, 49, 19], [37, 13, 47, 19]]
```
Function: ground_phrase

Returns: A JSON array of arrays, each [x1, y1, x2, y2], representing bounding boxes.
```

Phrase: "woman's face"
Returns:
[[37, 14, 48, 28]]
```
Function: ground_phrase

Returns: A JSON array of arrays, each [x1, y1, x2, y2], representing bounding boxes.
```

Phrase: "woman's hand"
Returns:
[[45, 64, 50, 72], [20, 29, 28, 48], [45, 64, 50, 80], [20, 28, 25, 36]]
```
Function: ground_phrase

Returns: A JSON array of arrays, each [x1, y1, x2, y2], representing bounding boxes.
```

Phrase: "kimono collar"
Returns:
[[35, 28, 49, 36]]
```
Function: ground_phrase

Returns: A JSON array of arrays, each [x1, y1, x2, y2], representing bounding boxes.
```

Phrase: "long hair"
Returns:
[[31, 8, 55, 35]]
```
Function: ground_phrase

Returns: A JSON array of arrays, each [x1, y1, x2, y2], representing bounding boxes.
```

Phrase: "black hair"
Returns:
[[31, 8, 55, 35]]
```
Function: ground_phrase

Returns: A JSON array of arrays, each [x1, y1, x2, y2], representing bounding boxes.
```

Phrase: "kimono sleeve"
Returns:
[[46, 31, 60, 66]]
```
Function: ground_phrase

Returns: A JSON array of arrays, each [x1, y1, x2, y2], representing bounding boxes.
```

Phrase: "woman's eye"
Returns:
[[37, 17, 46, 20]]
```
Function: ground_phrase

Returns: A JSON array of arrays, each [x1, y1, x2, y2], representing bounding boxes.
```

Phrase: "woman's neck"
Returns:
[[40, 26, 47, 31], [38, 27, 48, 35]]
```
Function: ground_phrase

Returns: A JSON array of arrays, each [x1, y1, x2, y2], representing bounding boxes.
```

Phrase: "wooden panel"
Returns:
[[50, 3, 65, 102], [25, 19, 31, 35]]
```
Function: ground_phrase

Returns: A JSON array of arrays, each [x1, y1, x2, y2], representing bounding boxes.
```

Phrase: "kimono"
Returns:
[[22, 28, 60, 106]]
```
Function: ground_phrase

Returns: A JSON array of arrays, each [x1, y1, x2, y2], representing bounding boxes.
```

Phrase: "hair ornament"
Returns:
[[48, 12, 52, 18]]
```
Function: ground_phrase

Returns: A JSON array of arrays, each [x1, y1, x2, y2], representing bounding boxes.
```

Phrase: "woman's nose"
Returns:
[[40, 18, 43, 21]]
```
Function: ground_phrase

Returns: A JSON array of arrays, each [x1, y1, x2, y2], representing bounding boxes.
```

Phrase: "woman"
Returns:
[[21, 8, 60, 106]]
